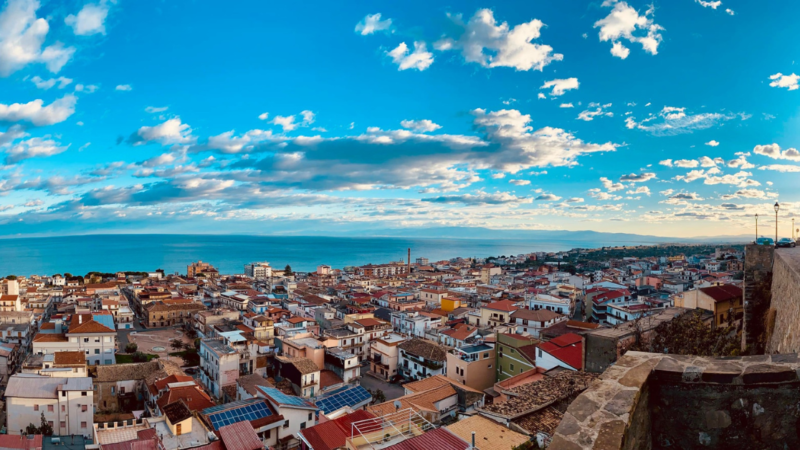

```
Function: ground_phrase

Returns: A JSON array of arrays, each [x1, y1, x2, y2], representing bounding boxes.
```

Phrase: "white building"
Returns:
[[245, 262, 273, 279], [32, 314, 117, 366], [5, 375, 94, 437], [528, 293, 573, 316]]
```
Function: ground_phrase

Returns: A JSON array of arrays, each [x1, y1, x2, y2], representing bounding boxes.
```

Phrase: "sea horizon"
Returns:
[[0, 233, 678, 277]]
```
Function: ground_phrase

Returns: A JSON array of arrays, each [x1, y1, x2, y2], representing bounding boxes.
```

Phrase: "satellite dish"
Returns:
[[394, 400, 402, 411]]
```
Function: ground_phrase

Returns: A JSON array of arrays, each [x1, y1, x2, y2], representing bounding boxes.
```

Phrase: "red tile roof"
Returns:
[[0, 435, 43, 450], [219, 421, 263, 450], [484, 300, 519, 312], [299, 410, 376, 450], [549, 333, 582, 347], [384, 428, 468, 450], [539, 333, 583, 370], [700, 284, 742, 303], [157, 386, 215, 412]]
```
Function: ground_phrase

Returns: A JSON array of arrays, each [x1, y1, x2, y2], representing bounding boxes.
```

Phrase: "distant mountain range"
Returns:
[[302, 226, 753, 245]]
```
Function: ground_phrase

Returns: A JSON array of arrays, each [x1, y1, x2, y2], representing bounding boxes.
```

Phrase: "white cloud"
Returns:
[[698, 156, 720, 167], [559, 103, 574, 108], [64, 1, 110, 36], [270, 111, 316, 133], [258, 112, 269, 120], [75, 83, 98, 93], [0, 94, 76, 126], [30, 75, 72, 89], [626, 105, 740, 136], [401, 119, 441, 133], [540, 78, 579, 97], [577, 103, 613, 121], [115, 84, 132, 91], [145, 106, 168, 113], [620, 172, 656, 182], [387, 42, 433, 71], [610, 41, 630, 59], [535, 193, 561, 201], [537, 93, 546, 100], [355, 13, 392, 35], [669, 192, 703, 201], [727, 155, 755, 169], [132, 117, 193, 145], [421, 191, 532, 206], [674, 159, 699, 168], [720, 189, 778, 200], [491, 173, 505, 179], [0, 0, 76, 76], [566, 197, 584, 203], [600, 177, 625, 192], [695, 0, 722, 9], [509, 179, 530, 186], [3, 136, 68, 164], [769, 73, 799, 91], [594, 1, 663, 58], [725, 8, 734, 15], [659, 159, 673, 167], [706, 140, 719, 146], [204, 129, 274, 154], [753, 143, 800, 161], [759, 164, 800, 173], [627, 186, 651, 196], [434, 9, 563, 71]]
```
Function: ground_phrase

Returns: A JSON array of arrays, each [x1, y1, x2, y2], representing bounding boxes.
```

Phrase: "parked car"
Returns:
[[756, 237, 774, 246], [776, 238, 796, 248]]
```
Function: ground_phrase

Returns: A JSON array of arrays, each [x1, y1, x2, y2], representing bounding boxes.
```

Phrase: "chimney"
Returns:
[[471, 432, 475, 449], [407, 248, 411, 272], [79, 315, 83, 324]]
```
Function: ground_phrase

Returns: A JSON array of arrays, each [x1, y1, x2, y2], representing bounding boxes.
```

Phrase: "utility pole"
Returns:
[[755, 214, 758, 242], [775, 202, 780, 243]]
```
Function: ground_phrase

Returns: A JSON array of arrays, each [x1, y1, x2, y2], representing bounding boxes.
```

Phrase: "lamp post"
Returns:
[[775, 202, 780, 243], [755, 213, 758, 242]]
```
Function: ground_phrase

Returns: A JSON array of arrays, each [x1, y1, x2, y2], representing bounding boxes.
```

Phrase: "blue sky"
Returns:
[[0, 0, 799, 238]]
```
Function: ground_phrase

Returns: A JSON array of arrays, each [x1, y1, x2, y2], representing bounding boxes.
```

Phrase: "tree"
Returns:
[[374, 389, 386, 403], [132, 351, 150, 363], [39, 412, 53, 436], [24, 423, 38, 435], [125, 342, 138, 353], [170, 340, 185, 351], [5, 275, 16, 280], [284, 265, 293, 275]]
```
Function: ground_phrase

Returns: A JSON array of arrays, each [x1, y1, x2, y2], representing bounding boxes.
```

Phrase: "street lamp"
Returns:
[[775, 202, 780, 243], [755, 213, 758, 242]]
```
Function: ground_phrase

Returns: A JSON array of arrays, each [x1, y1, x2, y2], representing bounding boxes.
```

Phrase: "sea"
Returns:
[[0, 234, 660, 277]]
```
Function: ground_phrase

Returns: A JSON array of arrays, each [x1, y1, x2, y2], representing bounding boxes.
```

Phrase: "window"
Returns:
[[483, 352, 489, 359], [48, 421, 53, 429], [488, 364, 492, 368], [48, 405, 53, 412], [105, 359, 112, 364], [308, 413, 312, 421], [61, 405, 65, 412], [34, 404, 39, 411], [265, 430, 271, 439], [111, 387, 116, 395], [82, 405, 88, 412], [84, 338, 89, 343], [283, 420, 290, 428], [94, 338, 100, 343], [300, 422, 306, 430], [81, 391, 87, 396], [60, 421, 65, 429], [95, 349, 100, 354], [509, 363, 514, 371], [81, 422, 87, 428], [61, 391, 66, 397], [538, 349, 542, 358]]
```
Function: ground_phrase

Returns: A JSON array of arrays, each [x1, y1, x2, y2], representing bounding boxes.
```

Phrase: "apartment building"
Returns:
[[244, 262, 272, 279], [398, 338, 447, 381], [199, 338, 240, 398], [5, 375, 94, 438], [32, 314, 117, 365], [187, 261, 218, 279], [479, 299, 519, 327], [511, 308, 567, 338], [496, 332, 538, 381], [369, 333, 408, 381], [446, 343, 496, 392]]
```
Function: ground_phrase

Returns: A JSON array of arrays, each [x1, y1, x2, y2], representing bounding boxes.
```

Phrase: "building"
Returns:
[[198, 339, 240, 398], [32, 314, 117, 366], [144, 300, 205, 327], [274, 355, 320, 398], [323, 348, 360, 384], [22, 351, 87, 378], [536, 333, 583, 371], [511, 308, 567, 337], [245, 262, 272, 279], [446, 343, 496, 392], [398, 338, 447, 381], [496, 333, 538, 381], [298, 410, 376, 450], [676, 284, 743, 326], [5, 375, 94, 438], [480, 300, 519, 327], [187, 261, 218, 279], [446, 415, 528, 450], [369, 333, 408, 381]]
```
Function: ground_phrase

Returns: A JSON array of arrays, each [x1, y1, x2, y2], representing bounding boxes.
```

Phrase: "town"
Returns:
[[0, 243, 752, 450]]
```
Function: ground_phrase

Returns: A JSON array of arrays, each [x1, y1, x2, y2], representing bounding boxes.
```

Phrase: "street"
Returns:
[[360, 374, 405, 401]]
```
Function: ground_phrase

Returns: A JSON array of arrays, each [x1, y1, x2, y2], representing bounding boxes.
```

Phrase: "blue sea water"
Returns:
[[0, 234, 655, 277]]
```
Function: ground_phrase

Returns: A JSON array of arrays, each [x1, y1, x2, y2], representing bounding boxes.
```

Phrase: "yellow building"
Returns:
[[441, 297, 465, 312]]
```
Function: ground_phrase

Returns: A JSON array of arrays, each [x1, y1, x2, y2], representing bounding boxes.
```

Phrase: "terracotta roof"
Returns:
[[299, 410, 375, 450], [398, 338, 447, 362], [484, 300, 519, 312], [446, 415, 528, 450], [480, 371, 597, 419], [511, 308, 564, 322], [369, 384, 456, 416], [219, 421, 263, 450], [53, 351, 86, 366], [33, 333, 68, 342], [355, 318, 382, 327], [67, 315, 114, 334], [319, 370, 343, 389], [383, 428, 468, 450], [512, 406, 564, 437], [699, 284, 742, 303], [0, 435, 43, 450], [440, 323, 477, 341], [157, 386, 214, 412], [154, 374, 195, 391], [39, 323, 56, 330], [276, 356, 319, 374], [285, 316, 307, 324], [565, 320, 600, 330]]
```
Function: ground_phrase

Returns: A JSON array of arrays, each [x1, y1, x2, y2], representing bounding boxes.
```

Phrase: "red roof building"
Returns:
[[298, 410, 376, 450], [537, 332, 583, 371]]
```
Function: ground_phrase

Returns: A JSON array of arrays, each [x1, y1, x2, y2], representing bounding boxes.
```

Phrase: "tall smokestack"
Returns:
[[408, 248, 410, 272]]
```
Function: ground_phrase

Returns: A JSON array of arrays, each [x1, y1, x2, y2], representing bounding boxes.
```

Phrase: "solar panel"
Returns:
[[204, 398, 274, 430], [316, 386, 372, 413]]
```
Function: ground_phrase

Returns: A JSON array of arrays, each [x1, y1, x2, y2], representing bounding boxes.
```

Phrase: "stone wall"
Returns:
[[766, 247, 800, 353], [548, 352, 800, 450], [742, 244, 774, 352]]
